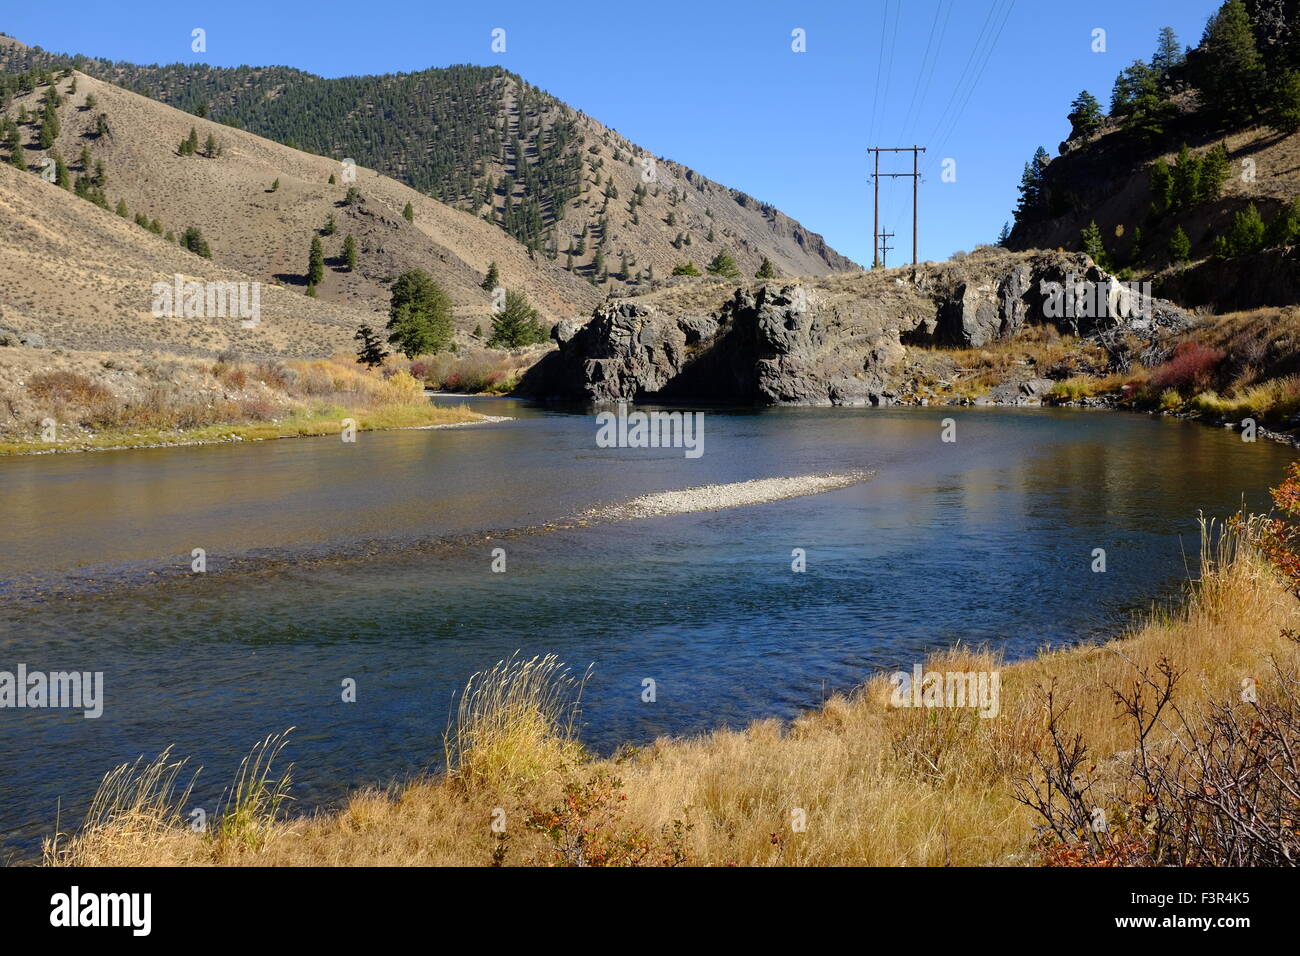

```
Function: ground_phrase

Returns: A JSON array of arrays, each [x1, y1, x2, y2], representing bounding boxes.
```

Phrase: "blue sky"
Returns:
[[5, 0, 1224, 266]]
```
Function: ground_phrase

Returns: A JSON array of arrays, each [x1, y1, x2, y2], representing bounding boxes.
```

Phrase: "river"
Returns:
[[0, 398, 1291, 858]]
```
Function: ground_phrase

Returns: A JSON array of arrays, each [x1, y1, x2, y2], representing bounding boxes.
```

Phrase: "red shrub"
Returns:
[[1148, 341, 1225, 394]]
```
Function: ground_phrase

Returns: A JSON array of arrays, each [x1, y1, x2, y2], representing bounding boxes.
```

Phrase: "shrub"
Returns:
[[1148, 340, 1225, 393]]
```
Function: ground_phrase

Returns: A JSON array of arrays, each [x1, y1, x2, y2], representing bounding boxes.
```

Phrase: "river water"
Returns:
[[0, 398, 1292, 858]]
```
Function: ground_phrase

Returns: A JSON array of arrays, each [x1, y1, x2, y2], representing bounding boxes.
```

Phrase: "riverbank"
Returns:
[[0, 349, 484, 455], [42, 517, 1299, 867]]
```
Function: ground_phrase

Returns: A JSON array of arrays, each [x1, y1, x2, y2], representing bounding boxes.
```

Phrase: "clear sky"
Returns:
[[5, 0, 1224, 267]]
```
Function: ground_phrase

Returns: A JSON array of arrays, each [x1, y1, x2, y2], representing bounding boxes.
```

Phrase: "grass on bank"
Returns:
[[0, 356, 480, 455], [42, 518, 1300, 867]]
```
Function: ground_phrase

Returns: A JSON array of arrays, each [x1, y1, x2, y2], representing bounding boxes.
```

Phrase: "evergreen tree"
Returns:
[[1080, 220, 1109, 268], [203, 132, 220, 157], [1171, 144, 1202, 209], [706, 251, 741, 278], [1196, 0, 1265, 121], [270, 178, 280, 192], [403, 201, 414, 222], [481, 261, 500, 291], [181, 225, 212, 257], [1066, 90, 1104, 140], [52, 151, 69, 188], [179, 126, 198, 155], [1151, 26, 1185, 81], [671, 262, 701, 276], [756, 256, 777, 278], [1271, 69, 1300, 133], [1196, 143, 1230, 202], [1213, 203, 1266, 257], [77, 145, 91, 170], [322, 214, 336, 236], [1168, 225, 1191, 262], [343, 234, 358, 271], [488, 288, 545, 348], [354, 325, 389, 368], [997, 221, 1012, 246], [115, 198, 129, 218], [1014, 147, 1049, 223], [386, 269, 453, 357], [307, 235, 325, 286], [5, 125, 22, 168], [1149, 158, 1174, 213], [1266, 199, 1300, 247]]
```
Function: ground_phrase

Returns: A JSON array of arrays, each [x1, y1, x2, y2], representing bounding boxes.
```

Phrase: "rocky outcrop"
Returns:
[[520, 249, 1194, 406]]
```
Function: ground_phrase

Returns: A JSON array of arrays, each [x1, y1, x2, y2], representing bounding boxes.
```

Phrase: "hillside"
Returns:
[[0, 63, 604, 337], [0, 159, 380, 357], [0, 33, 860, 288], [1005, 2, 1300, 312]]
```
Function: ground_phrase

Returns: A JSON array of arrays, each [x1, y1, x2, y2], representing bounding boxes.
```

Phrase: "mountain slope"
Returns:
[[0, 159, 379, 357], [0, 34, 860, 287], [0, 64, 603, 335]]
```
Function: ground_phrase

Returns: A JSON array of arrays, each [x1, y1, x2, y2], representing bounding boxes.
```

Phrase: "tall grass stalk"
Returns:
[[445, 652, 591, 790]]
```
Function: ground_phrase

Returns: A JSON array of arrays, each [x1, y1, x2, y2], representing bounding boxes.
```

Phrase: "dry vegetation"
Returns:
[[0, 348, 479, 454], [43, 519, 1300, 867]]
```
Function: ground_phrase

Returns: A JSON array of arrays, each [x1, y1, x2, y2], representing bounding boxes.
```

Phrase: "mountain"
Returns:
[[0, 33, 860, 288], [0, 57, 604, 342]]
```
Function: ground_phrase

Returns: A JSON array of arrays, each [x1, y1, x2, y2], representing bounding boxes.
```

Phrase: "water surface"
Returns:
[[0, 400, 1291, 858]]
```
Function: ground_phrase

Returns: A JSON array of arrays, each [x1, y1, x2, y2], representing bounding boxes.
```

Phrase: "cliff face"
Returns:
[[521, 250, 1193, 406]]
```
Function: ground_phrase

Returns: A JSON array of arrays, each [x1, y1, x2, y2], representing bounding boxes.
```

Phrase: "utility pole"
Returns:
[[878, 230, 895, 269], [867, 145, 926, 267]]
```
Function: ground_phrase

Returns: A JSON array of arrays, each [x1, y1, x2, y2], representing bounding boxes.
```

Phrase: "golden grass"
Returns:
[[42, 521, 1300, 867], [0, 359, 482, 455]]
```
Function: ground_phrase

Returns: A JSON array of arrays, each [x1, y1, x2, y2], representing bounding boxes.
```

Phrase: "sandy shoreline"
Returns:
[[580, 470, 874, 521]]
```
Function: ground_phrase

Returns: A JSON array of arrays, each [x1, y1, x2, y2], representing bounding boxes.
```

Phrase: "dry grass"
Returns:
[[0, 351, 482, 454], [41, 519, 1300, 867]]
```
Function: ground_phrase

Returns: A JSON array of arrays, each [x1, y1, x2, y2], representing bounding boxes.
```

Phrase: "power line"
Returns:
[[902, 0, 952, 143], [923, 0, 1002, 150], [928, 0, 1016, 168], [867, 0, 891, 149]]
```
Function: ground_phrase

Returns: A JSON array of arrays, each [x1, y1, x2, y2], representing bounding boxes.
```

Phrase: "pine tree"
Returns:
[[52, 151, 69, 188], [1196, 0, 1265, 120], [307, 236, 325, 286], [1171, 144, 1201, 209], [5, 125, 22, 168], [354, 325, 389, 368], [1266, 199, 1300, 247], [997, 222, 1012, 246], [403, 201, 414, 222], [1080, 220, 1109, 268], [1271, 69, 1300, 133], [756, 257, 777, 278], [706, 251, 740, 278], [488, 289, 545, 348], [270, 178, 280, 192], [1066, 90, 1104, 140], [343, 234, 358, 271], [1168, 225, 1191, 262], [322, 214, 336, 236], [1014, 147, 1049, 223], [672, 262, 701, 276], [387, 269, 453, 357], [115, 198, 129, 218], [1151, 27, 1185, 80], [203, 132, 219, 158], [1214, 203, 1266, 257], [481, 261, 500, 291], [181, 226, 212, 258], [179, 126, 198, 156]]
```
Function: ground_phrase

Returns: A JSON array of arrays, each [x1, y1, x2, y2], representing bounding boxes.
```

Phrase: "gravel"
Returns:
[[581, 470, 874, 521]]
